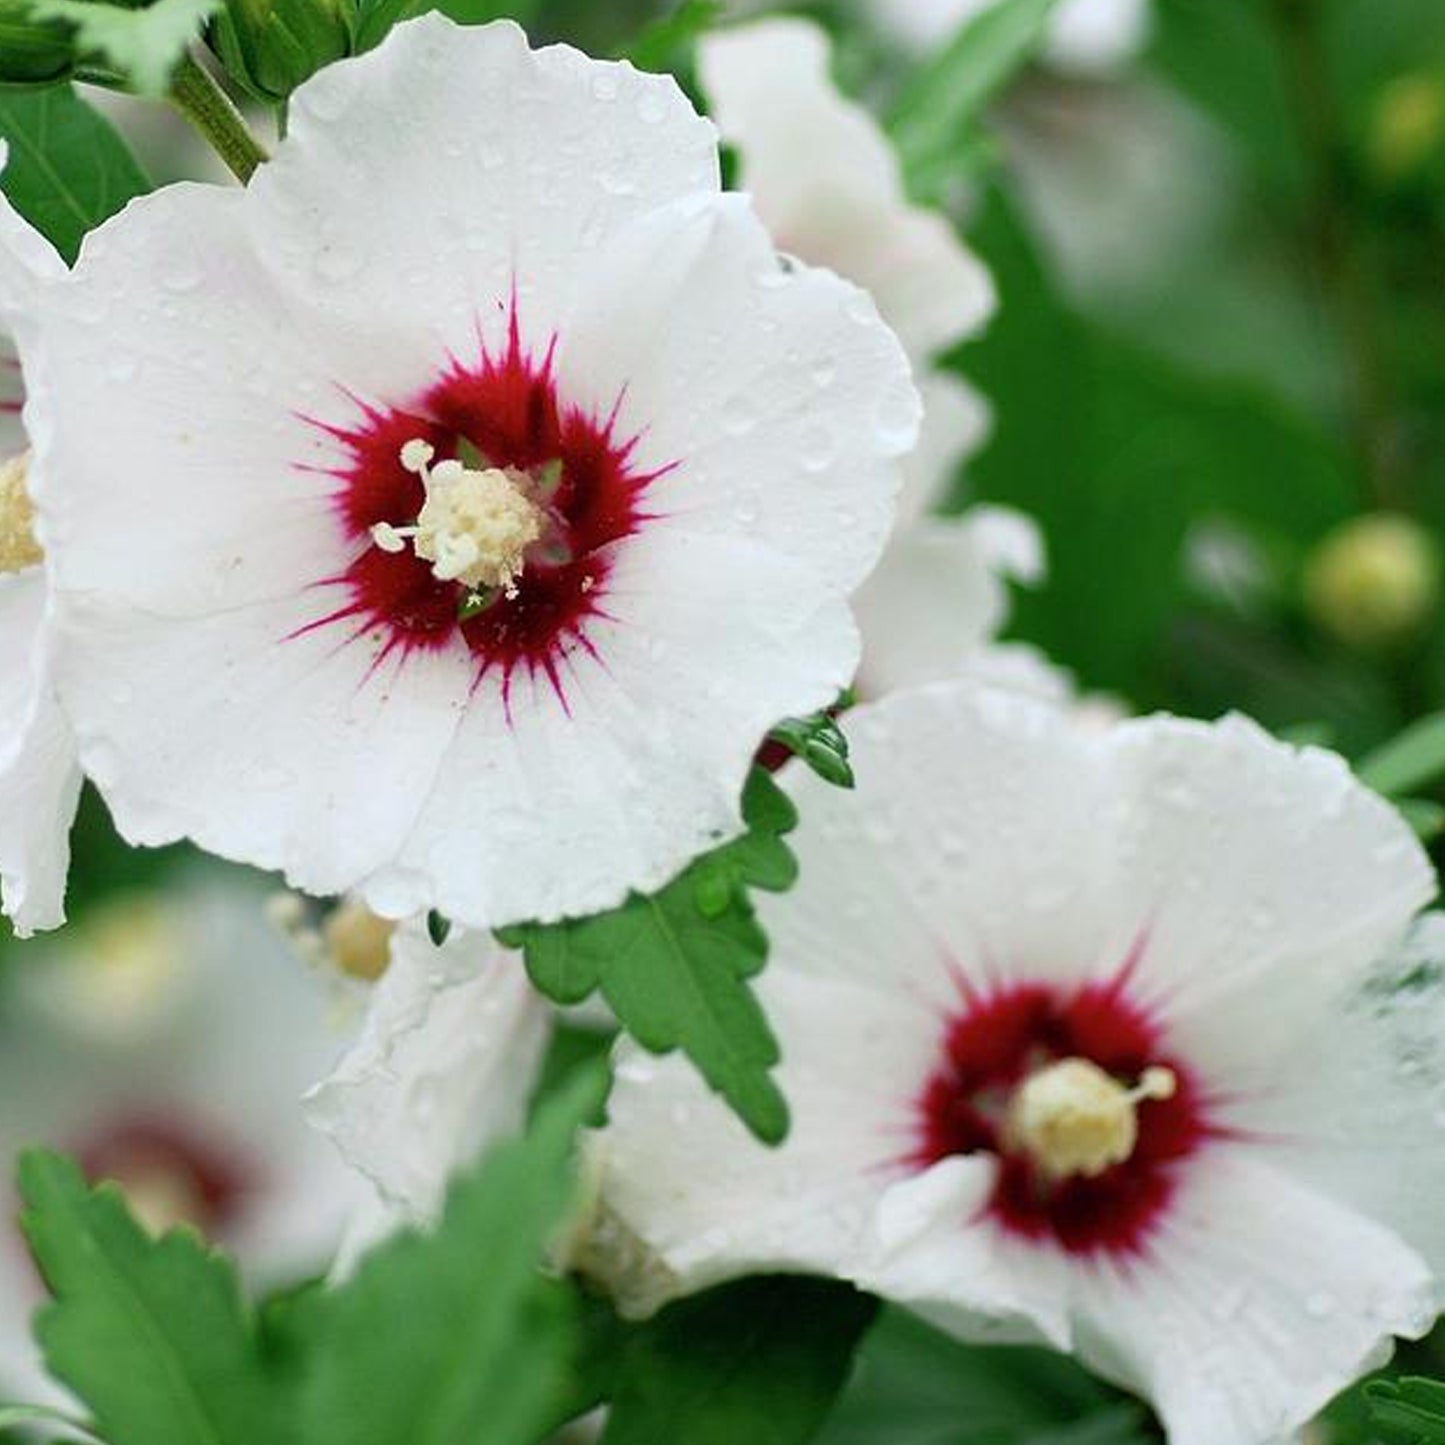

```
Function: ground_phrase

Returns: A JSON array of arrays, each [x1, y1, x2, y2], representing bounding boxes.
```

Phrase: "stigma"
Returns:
[[1004, 1056, 1176, 1180], [372, 438, 544, 597], [0, 452, 41, 574]]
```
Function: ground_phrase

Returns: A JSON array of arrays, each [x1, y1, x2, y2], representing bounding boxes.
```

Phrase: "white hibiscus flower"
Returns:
[[12, 15, 916, 931], [587, 681, 1445, 1445], [699, 19, 1050, 698], [865, 0, 1151, 76], [0, 876, 369, 1403], [0, 162, 82, 937]]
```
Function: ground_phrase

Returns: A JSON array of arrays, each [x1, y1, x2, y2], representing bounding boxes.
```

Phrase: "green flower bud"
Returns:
[[0, 0, 77, 86], [1303, 513, 1440, 652], [207, 0, 354, 103]]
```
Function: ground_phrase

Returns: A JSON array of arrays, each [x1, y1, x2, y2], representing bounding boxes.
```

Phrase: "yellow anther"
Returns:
[[322, 898, 396, 983], [0, 452, 41, 573]]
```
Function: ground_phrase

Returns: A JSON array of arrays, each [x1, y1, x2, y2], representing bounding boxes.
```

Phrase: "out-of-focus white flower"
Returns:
[[303, 917, 551, 1267], [700, 18, 1051, 698], [0, 877, 369, 1402], [865, 0, 1151, 77], [588, 682, 1445, 1445], [12, 15, 916, 932], [0, 149, 82, 937]]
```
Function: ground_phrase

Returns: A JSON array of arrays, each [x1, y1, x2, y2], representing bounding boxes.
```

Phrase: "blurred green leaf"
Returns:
[[28, 0, 219, 94], [1368, 1377, 1445, 1445], [955, 186, 1356, 699], [0, 85, 148, 263], [19, 1151, 281, 1445], [502, 769, 796, 1144], [814, 1307, 1152, 1445], [353, 0, 536, 51], [601, 1277, 877, 1445], [1358, 712, 1445, 797], [621, 0, 719, 71], [889, 0, 1058, 197], [298, 1066, 603, 1445]]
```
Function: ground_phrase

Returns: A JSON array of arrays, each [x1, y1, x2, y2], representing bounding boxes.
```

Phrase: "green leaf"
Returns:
[[1368, 1377, 1445, 1445], [503, 769, 797, 1144], [0, 84, 148, 263], [425, 906, 452, 946], [955, 185, 1355, 700], [297, 1066, 604, 1445], [888, 0, 1060, 197], [353, 0, 536, 53], [18, 1151, 280, 1445], [814, 1307, 1153, 1445], [28, 0, 221, 94], [767, 709, 854, 789], [620, 0, 720, 71], [1358, 712, 1445, 797], [1396, 797, 1445, 841], [601, 1277, 877, 1445]]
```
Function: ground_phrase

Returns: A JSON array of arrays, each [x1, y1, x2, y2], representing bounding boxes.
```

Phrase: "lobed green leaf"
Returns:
[[0, 84, 148, 263], [18, 1151, 282, 1445], [504, 769, 797, 1144]]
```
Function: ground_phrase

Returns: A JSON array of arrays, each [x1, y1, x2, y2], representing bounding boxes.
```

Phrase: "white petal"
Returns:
[[853, 507, 1041, 698], [304, 919, 551, 1223], [766, 688, 1433, 1063], [591, 969, 935, 1315], [382, 530, 858, 927], [0, 572, 80, 936], [1043, 0, 1152, 74], [898, 371, 992, 526], [861, 1157, 1074, 1349], [251, 15, 719, 380], [554, 191, 917, 597], [698, 17, 994, 362], [1069, 1149, 1433, 1445], [1223, 912, 1445, 1301]]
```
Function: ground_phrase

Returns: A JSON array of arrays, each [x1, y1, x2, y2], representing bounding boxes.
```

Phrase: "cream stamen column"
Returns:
[[1005, 1057, 1177, 1179], [372, 439, 544, 599]]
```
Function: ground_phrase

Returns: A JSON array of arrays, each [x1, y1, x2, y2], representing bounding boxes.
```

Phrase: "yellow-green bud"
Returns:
[[1370, 72, 1445, 183], [207, 0, 353, 103], [0, 0, 76, 86], [1303, 513, 1440, 651]]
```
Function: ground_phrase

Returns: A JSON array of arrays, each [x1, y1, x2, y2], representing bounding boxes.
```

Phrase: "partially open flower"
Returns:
[[0, 152, 83, 937], [15, 16, 916, 930], [588, 683, 1444, 1445], [700, 19, 1051, 698], [302, 917, 552, 1265]]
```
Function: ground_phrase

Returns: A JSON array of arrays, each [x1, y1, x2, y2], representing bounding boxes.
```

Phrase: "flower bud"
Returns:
[[0, 0, 77, 86], [1370, 72, 1445, 184], [207, 0, 353, 103], [1303, 513, 1440, 651]]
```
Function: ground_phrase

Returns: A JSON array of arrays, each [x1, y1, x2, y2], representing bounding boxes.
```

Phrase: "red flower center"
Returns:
[[74, 1114, 256, 1238], [911, 961, 1214, 1256], [299, 306, 673, 709]]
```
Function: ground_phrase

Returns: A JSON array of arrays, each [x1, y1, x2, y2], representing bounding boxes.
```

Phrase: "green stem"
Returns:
[[168, 52, 268, 184], [1270, 0, 1399, 509]]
